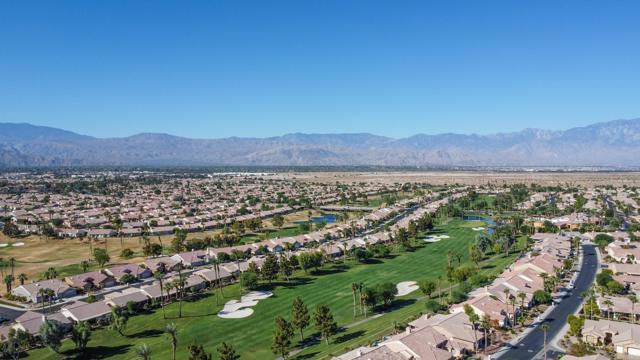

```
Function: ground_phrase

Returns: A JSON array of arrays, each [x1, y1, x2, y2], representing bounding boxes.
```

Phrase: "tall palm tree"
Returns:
[[9, 258, 15, 277], [165, 323, 178, 360], [480, 314, 491, 355], [502, 288, 511, 327], [154, 272, 166, 319], [540, 323, 550, 360], [351, 283, 359, 318]]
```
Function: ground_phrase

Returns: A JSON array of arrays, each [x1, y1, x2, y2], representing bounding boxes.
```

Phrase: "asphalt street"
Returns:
[[499, 244, 598, 360]]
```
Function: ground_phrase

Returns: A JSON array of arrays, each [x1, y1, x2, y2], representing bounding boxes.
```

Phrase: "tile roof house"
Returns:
[[61, 300, 112, 322], [13, 311, 72, 335], [64, 271, 116, 292], [104, 263, 153, 282], [171, 250, 209, 267], [142, 256, 179, 273], [104, 290, 150, 308], [12, 279, 77, 303], [582, 319, 640, 356]]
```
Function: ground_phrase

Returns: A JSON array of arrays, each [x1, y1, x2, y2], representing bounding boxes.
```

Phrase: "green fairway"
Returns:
[[29, 219, 515, 360]]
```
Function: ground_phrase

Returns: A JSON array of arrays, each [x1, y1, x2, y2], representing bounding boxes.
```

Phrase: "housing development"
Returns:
[[0, 170, 638, 360]]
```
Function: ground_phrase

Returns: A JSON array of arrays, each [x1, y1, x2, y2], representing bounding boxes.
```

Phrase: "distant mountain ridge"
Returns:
[[1, 119, 640, 168]]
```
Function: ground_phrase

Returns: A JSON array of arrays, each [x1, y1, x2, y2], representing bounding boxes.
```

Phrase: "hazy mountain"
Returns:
[[1, 119, 640, 168]]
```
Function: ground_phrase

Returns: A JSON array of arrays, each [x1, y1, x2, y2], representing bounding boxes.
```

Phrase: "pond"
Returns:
[[463, 215, 496, 235], [294, 214, 337, 225]]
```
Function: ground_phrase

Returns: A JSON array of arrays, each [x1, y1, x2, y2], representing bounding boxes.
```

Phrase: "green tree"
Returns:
[[271, 316, 294, 359], [188, 341, 212, 360], [271, 215, 285, 229], [109, 306, 129, 336], [279, 254, 293, 282], [240, 271, 258, 291], [419, 279, 436, 298], [71, 321, 91, 352], [38, 319, 64, 354], [93, 248, 110, 268], [291, 296, 310, 342], [261, 253, 279, 283], [216, 342, 240, 360], [314, 304, 337, 345]]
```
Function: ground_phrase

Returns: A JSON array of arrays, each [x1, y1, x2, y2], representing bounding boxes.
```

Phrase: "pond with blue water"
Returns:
[[463, 215, 496, 235], [293, 214, 337, 225]]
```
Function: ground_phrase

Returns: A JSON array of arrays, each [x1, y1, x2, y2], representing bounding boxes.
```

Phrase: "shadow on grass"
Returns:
[[65, 344, 131, 359], [128, 328, 164, 338], [335, 329, 366, 344]]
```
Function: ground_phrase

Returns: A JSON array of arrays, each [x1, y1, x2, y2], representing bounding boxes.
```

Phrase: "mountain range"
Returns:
[[1, 119, 640, 168]]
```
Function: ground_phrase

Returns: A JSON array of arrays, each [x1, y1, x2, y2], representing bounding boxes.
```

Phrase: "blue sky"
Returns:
[[1, 1, 639, 138]]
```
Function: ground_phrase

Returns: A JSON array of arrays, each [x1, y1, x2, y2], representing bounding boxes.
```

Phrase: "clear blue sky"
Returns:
[[1, 1, 639, 138]]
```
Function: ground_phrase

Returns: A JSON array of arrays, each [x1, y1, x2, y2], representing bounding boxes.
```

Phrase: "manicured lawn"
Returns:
[[29, 219, 514, 360]]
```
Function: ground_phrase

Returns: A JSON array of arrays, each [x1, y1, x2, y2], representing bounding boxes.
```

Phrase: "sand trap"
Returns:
[[397, 281, 419, 296], [423, 234, 450, 242], [218, 291, 273, 319], [472, 227, 486, 231], [0, 243, 7, 248], [12, 242, 24, 247]]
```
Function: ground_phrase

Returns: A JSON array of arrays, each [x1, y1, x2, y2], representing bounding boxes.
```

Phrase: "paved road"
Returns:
[[605, 195, 630, 231], [499, 244, 598, 360], [0, 305, 25, 322]]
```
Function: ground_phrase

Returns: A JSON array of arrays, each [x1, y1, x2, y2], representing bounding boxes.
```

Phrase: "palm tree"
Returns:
[[38, 288, 46, 312], [480, 314, 491, 355], [360, 290, 369, 318], [136, 343, 152, 360], [17, 273, 27, 285], [351, 283, 359, 318], [540, 323, 550, 360], [3, 274, 13, 293], [9, 258, 15, 277], [165, 323, 178, 360], [603, 299, 614, 320], [517, 292, 527, 317], [502, 288, 511, 327], [154, 272, 166, 319], [630, 294, 638, 324]]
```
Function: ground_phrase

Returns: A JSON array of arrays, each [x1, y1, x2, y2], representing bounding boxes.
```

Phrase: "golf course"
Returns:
[[29, 218, 518, 360]]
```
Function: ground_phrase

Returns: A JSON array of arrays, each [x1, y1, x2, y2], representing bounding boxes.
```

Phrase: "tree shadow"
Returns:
[[295, 351, 320, 359], [70, 344, 131, 359], [312, 267, 348, 276], [128, 328, 164, 338], [335, 329, 366, 344]]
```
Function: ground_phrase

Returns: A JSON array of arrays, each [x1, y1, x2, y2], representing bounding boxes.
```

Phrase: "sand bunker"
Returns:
[[423, 235, 450, 242], [12, 242, 24, 247], [218, 291, 273, 319], [472, 227, 485, 231], [0, 244, 7, 248], [397, 281, 419, 296]]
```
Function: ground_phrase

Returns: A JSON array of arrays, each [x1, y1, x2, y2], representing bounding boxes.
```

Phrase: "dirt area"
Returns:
[[270, 171, 640, 186]]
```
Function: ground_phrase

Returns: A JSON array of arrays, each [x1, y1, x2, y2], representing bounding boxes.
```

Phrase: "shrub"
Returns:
[[425, 299, 446, 314], [533, 290, 552, 304], [240, 272, 258, 290], [120, 248, 134, 259]]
